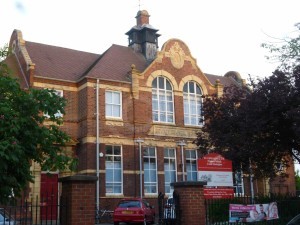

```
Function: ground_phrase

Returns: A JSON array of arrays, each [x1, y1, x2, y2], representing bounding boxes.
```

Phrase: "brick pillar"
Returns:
[[172, 181, 207, 225], [59, 175, 97, 225]]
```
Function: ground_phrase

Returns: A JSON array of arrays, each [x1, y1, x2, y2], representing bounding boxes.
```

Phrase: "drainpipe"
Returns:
[[135, 138, 144, 199], [96, 79, 100, 213], [177, 140, 186, 181]]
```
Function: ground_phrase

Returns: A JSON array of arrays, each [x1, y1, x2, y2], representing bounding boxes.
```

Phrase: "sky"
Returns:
[[1, 0, 300, 80]]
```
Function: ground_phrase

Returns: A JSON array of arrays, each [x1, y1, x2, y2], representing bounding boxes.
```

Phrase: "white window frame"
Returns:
[[152, 76, 174, 123], [183, 81, 203, 126], [143, 146, 158, 195], [105, 90, 122, 119], [185, 150, 198, 181], [44, 89, 63, 118], [164, 148, 177, 195], [105, 145, 123, 195]]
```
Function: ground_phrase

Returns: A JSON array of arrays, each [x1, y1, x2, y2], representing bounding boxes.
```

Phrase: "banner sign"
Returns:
[[197, 153, 233, 187], [229, 202, 279, 223]]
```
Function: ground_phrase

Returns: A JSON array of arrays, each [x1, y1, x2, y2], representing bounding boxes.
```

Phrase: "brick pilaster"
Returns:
[[59, 175, 97, 225], [172, 181, 207, 225]]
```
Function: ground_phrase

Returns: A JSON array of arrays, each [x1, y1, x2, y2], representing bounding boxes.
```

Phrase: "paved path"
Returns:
[[98, 221, 159, 225]]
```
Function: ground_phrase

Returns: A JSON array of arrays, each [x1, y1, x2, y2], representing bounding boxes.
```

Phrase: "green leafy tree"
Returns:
[[296, 169, 300, 190], [195, 23, 300, 178], [195, 56, 300, 179], [261, 23, 300, 72], [0, 46, 77, 203]]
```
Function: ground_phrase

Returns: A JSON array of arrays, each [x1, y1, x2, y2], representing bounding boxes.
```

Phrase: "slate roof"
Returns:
[[12, 39, 242, 87], [84, 44, 148, 82], [25, 41, 99, 81], [24, 42, 148, 83]]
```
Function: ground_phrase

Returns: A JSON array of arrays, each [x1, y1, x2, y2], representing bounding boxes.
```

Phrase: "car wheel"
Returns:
[[114, 222, 119, 225]]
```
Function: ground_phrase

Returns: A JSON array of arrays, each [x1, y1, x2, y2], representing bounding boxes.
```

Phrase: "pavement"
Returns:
[[98, 224, 159, 225], [97, 220, 160, 225], [97, 223, 157, 225]]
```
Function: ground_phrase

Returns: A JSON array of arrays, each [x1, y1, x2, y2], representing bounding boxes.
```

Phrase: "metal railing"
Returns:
[[0, 194, 67, 225], [95, 206, 113, 224], [205, 194, 300, 225], [158, 191, 180, 225]]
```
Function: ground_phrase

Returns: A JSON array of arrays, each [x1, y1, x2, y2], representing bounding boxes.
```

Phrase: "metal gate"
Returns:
[[158, 191, 180, 225]]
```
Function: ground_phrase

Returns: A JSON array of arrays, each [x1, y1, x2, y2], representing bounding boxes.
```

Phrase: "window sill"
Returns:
[[184, 124, 204, 128], [145, 193, 158, 197], [105, 117, 123, 121], [105, 193, 124, 197], [152, 121, 176, 126]]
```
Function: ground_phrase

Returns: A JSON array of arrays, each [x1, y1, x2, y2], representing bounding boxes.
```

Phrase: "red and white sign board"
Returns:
[[197, 153, 233, 187], [204, 187, 234, 199]]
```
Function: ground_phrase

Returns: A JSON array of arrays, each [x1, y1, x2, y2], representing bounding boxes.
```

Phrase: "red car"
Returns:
[[113, 198, 155, 225]]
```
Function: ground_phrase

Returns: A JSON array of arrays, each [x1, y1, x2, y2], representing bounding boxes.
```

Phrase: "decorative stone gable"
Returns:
[[150, 39, 216, 96], [169, 42, 185, 69], [9, 29, 35, 86], [160, 39, 196, 70]]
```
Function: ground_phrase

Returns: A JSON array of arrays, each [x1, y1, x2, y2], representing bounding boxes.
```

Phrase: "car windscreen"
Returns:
[[118, 200, 141, 208]]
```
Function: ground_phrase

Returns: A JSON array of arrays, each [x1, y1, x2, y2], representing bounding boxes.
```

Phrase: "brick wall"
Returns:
[[59, 175, 97, 225], [173, 181, 207, 225]]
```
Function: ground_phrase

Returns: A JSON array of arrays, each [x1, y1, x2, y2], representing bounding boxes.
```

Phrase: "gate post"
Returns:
[[172, 181, 207, 225], [59, 175, 97, 225]]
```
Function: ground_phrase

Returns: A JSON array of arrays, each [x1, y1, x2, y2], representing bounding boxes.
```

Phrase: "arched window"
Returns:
[[183, 81, 203, 126], [152, 77, 174, 123]]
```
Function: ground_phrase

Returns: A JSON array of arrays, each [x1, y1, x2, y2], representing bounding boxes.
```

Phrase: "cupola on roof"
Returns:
[[126, 10, 160, 61], [136, 10, 150, 26]]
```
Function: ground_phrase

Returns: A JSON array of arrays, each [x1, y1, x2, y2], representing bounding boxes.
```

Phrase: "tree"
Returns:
[[195, 64, 300, 179], [0, 46, 77, 203], [296, 169, 300, 190], [261, 23, 300, 168], [261, 23, 300, 72]]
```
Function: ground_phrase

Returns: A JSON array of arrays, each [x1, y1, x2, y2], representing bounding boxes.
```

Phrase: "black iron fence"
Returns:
[[205, 194, 300, 225], [0, 194, 67, 225], [158, 191, 180, 225]]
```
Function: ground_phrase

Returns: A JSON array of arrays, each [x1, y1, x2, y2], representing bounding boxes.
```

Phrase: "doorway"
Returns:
[[40, 173, 58, 220]]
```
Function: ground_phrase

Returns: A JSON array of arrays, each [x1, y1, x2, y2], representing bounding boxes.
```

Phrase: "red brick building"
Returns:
[[5, 10, 296, 210]]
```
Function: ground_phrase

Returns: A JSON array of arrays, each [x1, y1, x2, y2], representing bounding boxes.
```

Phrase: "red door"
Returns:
[[40, 174, 58, 220]]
